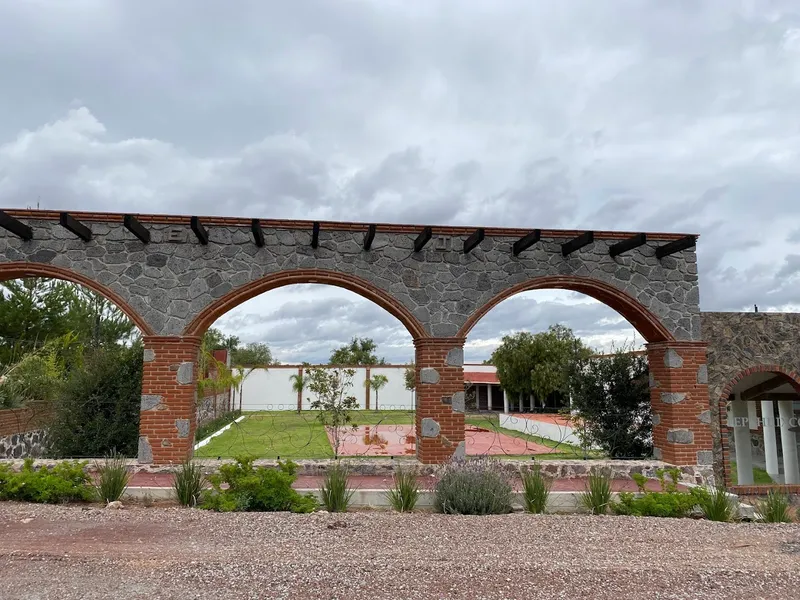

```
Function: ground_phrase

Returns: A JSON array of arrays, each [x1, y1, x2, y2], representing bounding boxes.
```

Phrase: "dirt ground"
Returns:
[[1, 502, 799, 600]]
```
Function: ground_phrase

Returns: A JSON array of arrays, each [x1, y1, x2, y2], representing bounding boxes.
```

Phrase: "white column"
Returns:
[[503, 389, 509, 414], [760, 400, 780, 481], [488, 385, 494, 411], [778, 400, 800, 485], [731, 397, 754, 485]]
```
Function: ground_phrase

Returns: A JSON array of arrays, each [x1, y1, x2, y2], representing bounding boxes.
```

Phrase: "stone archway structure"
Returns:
[[0, 209, 710, 466]]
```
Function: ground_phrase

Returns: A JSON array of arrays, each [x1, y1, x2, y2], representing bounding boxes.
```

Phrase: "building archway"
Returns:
[[184, 268, 429, 341], [717, 365, 800, 491], [0, 261, 154, 336]]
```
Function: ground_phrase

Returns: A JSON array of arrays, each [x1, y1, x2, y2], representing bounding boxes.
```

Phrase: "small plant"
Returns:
[[201, 456, 317, 513], [579, 467, 613, 515], [94, 451, 131, 503], [384, 465, 420, 512], [173, 461, 206, 507], [520, 463, 552, 514], [611, 470, 698, 518], [695, 486, 738, 522], [756, 489, 791, 523], [434, 456, 513, 515], [0, 458, 93, 504], [319, 461, 356, 512]]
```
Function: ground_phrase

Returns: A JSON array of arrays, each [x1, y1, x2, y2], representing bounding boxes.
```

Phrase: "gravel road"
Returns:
[[1, 502, 799, 600]]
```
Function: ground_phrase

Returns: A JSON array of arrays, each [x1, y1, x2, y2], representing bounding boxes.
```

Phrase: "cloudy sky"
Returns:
[[1, 1, 799, 363]]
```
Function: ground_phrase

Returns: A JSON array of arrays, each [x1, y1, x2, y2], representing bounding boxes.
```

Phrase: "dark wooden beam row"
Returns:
[[655, 235, 696, 259], [0, 210, 32, 241], [512, 230, 541, 256], [190, 216, 209, 245], [463, 228, 485, 254], [251, 219, 264, 247], [363, 224, 376, 250], [123, 214, 150, 243], [59, 212, 92, 242], [414, 226, 432, 252], [741, 375, 789, 402], [562, 231, 593, 256], [311, 222, 320, 249], [609, 233, 646, 258]]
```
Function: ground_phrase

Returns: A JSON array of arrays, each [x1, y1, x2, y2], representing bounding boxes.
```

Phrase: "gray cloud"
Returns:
[[1, 1, 800, 359]]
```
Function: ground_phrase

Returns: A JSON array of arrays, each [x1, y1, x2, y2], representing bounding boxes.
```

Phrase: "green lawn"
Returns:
[[194, 410, 414, 459], [195, 410, 603, 460], [729, 461, 775, 485]]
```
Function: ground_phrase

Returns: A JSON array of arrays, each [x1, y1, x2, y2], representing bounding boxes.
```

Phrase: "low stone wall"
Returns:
[[0, 457, 715, 486], [196, 391, 230, 428], [0, 429, 49, 459]]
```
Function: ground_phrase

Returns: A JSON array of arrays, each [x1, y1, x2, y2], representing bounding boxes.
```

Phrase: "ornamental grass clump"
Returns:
[[695, 486, 738, 522], [520, 463, 552, 514], [319, 461, 356, 512], [384, 465, 420, 512], [579, 467, 613, 515], [434, 456, 513, 515], [173, 460, 206, 507], [94, 450, 130, 503], [756, 489, 791, 524]]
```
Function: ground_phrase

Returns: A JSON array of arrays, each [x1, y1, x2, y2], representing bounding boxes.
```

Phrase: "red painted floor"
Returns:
[[127, 472, 682, 492], [327, 424, 555, 457]]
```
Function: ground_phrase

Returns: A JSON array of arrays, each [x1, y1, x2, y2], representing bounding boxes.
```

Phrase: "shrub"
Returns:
[[520, 463, 552, 514], [612, 468, 705, 518], [694, 486, 738, 522], [200, 456, 317, 513], [195, 410, 242, 441], [756, 489, 791, 523], [173, 461, 206, 507], [0, 458, 93, 503], [48, 344, 143, 458], [94, 451, 130, 503], [320, 461, 356, 512], [384, 465, 420, 512], [434, 456, 513, 515], [579, 468, 613, 515]]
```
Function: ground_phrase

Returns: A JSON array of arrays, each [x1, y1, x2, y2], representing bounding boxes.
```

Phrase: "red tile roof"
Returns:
[[464, 371, 499, 384]]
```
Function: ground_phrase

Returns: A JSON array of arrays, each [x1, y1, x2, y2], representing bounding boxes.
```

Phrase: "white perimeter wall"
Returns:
[[499, 413, 584, 447], [237, 366, 414, 411]]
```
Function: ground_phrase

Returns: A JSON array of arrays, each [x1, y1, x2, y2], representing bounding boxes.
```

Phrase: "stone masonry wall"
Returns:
[[0, 213, 701, 341], [196, 391, 231, 428], [0, 429, 48, 459], [701, 312, 800, 484]]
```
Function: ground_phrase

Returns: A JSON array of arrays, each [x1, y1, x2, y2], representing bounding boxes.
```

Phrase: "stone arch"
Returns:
[[183, 268, 430, 340], [456, 275, 676, 343], [716, 364, 800, 488], [0, 261, 155, 336]]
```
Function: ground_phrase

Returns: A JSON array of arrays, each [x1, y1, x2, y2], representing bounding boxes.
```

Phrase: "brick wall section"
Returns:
[[647, 341, 713, 465], [414, 337, 466, 464], [138, 335, 201, 464], [0, 402, 52, 437]]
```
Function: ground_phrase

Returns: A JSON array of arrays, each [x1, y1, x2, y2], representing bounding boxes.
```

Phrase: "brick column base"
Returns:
[[138, 336, 201, 465], [646, 341, 713, 466], [414, 337, 466, 464]]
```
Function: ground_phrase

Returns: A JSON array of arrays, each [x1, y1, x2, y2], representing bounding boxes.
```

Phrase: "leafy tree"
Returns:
[[329, 337, 385, 365], [231, 342, 273, 367], [306, 367, 359, 457], [570, 347, 652, 458], [403, 363, 416, 391], [491, 325, 591, 410], [47, 344, 144, 458], [365, 373, 389, 411], [0, 335, 75, 409], [289, 366, 309, 413]]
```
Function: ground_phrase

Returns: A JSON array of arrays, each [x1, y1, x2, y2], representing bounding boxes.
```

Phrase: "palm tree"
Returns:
[[290, 370, 307, 413], [365, 374, 389, 411]]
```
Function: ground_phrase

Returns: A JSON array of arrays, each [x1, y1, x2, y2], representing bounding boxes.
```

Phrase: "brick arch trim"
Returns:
[[0, 261, 155, 336], [719, 364, 800, 400], [456, 275, 676, 343], [183, 268, 430, 339]]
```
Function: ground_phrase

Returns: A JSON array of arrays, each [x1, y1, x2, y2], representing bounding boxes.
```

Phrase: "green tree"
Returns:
[[403, 363, 416, 391], [491, 325, 591, 410], [570, 347, 652, 458], [47, 344, 144, 458], [231, 342, 273, 367], [365, 373, 389, 411], [306, 367, 359, 457], [289, 365, 310, 413], [329, 337, 385, 365]]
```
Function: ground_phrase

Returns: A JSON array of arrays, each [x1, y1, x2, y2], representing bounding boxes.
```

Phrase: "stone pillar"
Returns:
[[730, 396, 754, 485], [760, 399, 780, 481], [646, 341, 713, 466], [778, 399, 800, 485], [138, 336, 201, 465], [414, 337, 466, 464], [503, 389, 509, 414]]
